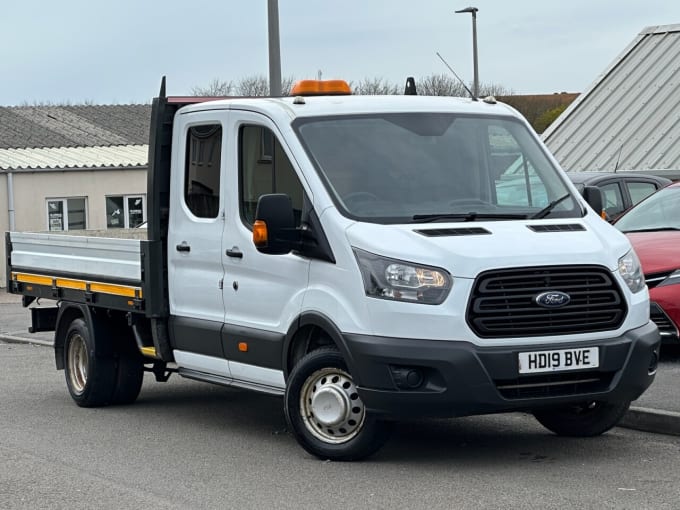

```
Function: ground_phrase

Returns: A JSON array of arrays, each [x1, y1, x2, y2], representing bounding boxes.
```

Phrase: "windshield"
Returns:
[[293, 113, 579, 223], [615, 185, 680, 232]]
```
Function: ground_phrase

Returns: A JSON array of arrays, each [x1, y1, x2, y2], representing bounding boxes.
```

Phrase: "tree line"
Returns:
[[191, 74, 512, 98], [191, 74, 575, 133], [11, 74, 571, 134]]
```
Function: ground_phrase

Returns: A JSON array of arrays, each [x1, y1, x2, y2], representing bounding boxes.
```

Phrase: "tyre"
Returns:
[[533, 400, 631, 437], [111, 352, 144, 405], [284, 347, 392, 461], [63, 318, 117, 407]]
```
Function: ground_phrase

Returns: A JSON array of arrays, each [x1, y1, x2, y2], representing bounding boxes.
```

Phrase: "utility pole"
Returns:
[[267, 0, 282, 96], [455, 6, 479, 98]]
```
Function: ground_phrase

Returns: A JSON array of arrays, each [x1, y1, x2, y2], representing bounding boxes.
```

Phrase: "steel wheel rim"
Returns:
[[67, 333, 88, 395], [300, 367, 366, 444]]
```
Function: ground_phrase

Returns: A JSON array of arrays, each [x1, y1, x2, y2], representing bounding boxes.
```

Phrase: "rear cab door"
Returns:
[[167, 110, 228, 363]]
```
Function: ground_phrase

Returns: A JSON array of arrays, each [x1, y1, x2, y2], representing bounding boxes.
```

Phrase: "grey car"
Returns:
[[566, 171, 671, 221]]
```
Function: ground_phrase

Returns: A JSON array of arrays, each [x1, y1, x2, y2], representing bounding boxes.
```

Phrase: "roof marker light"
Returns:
[[290, 79, 351, 96]]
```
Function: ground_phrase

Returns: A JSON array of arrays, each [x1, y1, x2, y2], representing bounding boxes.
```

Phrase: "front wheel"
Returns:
[[533, 400, 631, 437], [284, 348, 392, 461]]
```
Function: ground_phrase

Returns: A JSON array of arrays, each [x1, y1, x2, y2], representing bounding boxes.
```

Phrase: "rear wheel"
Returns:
[[284, 348, 392, 461], [64, 318, 116, 407], [64, 317, 144, 406], [533, 400, 630, 437], [111, 351, 144, 405]]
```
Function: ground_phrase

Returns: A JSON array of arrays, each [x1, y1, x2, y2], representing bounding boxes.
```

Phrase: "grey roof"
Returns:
[[0, 104, 151, 150], [0, 145, 148, 171], [543, 24, 680, 177]]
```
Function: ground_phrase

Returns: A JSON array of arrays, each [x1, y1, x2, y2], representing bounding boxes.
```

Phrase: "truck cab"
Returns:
[[6, 79, 660, 460]]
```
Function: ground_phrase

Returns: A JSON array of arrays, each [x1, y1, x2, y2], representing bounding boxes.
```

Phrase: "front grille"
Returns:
[[467, 266, 626, 338], [650, 302, 679, 341], [645, 271, 672, 289], [496, 371, 614, 399]]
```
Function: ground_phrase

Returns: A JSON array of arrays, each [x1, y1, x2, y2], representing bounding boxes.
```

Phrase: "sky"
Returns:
[[2, 0, 680, 105]]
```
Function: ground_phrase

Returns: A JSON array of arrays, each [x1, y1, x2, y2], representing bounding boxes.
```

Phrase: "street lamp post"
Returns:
[[455, 6, 479, 98], [267, 0, 282, 96]]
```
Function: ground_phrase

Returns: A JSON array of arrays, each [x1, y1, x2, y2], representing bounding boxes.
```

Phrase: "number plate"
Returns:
[[518, 347, 599, 374]]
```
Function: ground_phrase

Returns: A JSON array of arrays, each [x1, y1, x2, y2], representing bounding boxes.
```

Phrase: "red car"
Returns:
[[615, 182, 680, 344]]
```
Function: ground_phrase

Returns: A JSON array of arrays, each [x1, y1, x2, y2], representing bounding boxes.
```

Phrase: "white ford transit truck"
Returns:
[[5, 78, 660, 460]]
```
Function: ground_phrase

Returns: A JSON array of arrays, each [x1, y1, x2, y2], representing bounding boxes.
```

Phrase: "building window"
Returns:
[[106, 195, 146, 228], [46, 198, 87, 231]]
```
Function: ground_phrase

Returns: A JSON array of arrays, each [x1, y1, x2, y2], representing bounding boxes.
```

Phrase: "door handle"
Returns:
[[176, 242, 191, 253], [226, 247, 243, 258]]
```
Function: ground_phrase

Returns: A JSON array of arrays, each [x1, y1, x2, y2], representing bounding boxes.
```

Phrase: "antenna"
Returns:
[[613, 144, 623, 173], [436, 52, 477, 101]]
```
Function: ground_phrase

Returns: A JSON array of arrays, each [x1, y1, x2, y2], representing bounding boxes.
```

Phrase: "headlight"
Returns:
[[353, 248, 452, 304], [658, 269, 680, 288], [618, 250, 645, 293]]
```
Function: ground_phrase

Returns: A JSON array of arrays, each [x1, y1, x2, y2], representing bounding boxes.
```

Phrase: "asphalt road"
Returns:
[[2, 342, 680, 510]]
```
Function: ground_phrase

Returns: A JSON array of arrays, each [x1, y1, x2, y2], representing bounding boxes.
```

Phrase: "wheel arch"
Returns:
[[282, 311, 358, 382], [54, 303, 133, 370], [54, 303, 91, 370]]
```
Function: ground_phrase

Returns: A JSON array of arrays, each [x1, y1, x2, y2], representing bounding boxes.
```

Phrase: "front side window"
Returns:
[[47, 198, 87, 231], [106, 195, 146, 228], [185, 124, 222, 219], [294, 113, 577, 223], [239, 125, 304, 227]]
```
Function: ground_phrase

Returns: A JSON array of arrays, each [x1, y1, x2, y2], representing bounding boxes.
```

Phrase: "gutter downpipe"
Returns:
[[7, 171, 16, 231]]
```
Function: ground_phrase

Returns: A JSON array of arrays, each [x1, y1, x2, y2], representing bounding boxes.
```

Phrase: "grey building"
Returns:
[[543, 24, 680, 180]]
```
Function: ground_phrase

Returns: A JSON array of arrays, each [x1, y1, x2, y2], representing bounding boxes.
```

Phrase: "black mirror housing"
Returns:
[[582, 186, 604, 217], [254, 194, 297, 255]]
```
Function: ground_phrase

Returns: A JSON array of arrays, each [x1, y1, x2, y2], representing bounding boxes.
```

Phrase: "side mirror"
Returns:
[[582, 186, 604, 218], [253, 194, 298, 255]]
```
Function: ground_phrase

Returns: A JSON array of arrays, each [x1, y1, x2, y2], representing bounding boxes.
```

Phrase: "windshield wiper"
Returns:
[[413, 212, 528, 223], [530, 193, 572, 219], [622, 227, 680, 233]]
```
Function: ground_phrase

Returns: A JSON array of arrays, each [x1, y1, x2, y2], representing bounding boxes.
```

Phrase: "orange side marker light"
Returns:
[[253, 220, 268, 247]]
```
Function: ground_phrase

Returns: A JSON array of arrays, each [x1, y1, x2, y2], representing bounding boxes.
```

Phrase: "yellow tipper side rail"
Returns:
[[11, 272, 144, 310]]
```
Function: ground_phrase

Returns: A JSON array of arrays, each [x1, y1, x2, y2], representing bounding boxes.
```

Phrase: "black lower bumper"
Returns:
[[343, 321, 660, 419]]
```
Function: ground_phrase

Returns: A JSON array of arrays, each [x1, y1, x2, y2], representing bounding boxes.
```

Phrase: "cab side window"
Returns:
[[185, 124, 222, 218], [239, 125, 304, 227]]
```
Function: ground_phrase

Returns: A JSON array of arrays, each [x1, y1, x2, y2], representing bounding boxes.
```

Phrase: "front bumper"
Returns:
[[343, 321, 660, 419]]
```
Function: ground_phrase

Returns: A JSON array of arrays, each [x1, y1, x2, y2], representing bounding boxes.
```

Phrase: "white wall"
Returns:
[[1, 168, 147, 287]]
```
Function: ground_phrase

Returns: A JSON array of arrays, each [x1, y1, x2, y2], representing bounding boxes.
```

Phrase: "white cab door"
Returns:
[[220, 112, 311, 368], [168, 112, 227, 357]]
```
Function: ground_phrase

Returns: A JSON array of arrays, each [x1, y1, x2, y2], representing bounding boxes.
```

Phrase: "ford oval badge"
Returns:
[[535, 291, 571, 308]]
